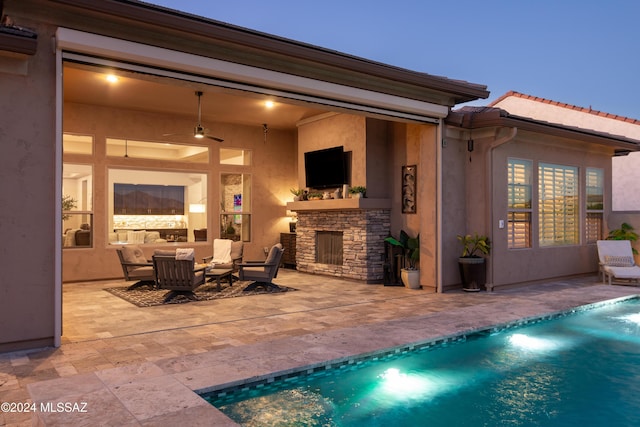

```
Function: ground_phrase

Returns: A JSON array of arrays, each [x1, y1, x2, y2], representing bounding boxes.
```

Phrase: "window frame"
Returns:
[[585, 167, 604, 244], [507, 158, 533, 250]]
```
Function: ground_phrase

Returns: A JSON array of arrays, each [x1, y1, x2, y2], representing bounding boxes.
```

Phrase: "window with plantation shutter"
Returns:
[[507, 159, 532, 249], [586, 168, 604, 243], [538, 163, 579, 246]]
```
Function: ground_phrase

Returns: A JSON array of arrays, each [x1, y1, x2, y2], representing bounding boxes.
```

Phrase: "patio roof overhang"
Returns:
[[48, 0, 489, 107], [446, 107, 640, 154]]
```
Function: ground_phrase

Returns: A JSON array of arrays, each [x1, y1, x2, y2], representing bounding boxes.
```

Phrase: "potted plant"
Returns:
[[349, 186, 367, 198], [385, 230, 420, 289], [607, 222, 639, 255], [457, 233, 490, 292], [62, 195, 77, 221], [290, 188, 304, 202], [308, 191, 323, 200]]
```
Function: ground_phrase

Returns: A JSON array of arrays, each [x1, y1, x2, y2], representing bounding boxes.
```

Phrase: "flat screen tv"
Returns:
[[304, 146, 347, 189]]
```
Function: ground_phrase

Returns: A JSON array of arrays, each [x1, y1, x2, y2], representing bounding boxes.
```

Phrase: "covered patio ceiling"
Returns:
[[63, 62, 331, 131]]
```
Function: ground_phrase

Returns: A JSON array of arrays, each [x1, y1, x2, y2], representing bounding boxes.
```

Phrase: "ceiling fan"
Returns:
[[163, 91, 224, 142]]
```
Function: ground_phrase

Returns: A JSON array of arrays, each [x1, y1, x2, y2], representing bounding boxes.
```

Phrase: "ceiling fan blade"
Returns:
[[206, 135, 224, 142]]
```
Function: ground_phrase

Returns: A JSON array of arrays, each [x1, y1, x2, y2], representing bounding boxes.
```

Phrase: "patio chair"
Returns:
[[596, 240, 640, 286], [116, 245, 155, 290], [153, 249, 206, 302], [203, 238, 243, 280], [194, 228, 207, 241], [239, 243, 284, 291]]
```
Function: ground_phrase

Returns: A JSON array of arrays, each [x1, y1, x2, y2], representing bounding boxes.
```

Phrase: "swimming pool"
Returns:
[[205, 297, 640, 426]]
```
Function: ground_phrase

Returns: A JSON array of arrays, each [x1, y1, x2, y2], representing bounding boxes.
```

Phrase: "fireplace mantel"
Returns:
[[286, 198, 391, 211]]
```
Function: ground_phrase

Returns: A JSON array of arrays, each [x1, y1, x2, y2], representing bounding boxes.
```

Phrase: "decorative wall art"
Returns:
[[402, 165, 417, 214]]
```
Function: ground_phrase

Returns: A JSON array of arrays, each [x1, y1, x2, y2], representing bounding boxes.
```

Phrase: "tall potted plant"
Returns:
[[385, 230, 420, 289], [457, 233, 490, 292]]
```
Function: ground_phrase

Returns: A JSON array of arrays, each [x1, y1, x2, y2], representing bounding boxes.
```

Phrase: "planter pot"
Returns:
[[458, 257, 486, 292], [401, 268, 421, 289]]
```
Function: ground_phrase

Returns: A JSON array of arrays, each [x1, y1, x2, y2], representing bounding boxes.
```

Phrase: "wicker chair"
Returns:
[[153, 254, 206, 302]]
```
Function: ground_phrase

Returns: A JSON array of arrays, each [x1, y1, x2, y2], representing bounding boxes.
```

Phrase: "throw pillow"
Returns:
[[176, 248, 195, 261], [121, 245, 148, 264], [604, 255, 634, 267]]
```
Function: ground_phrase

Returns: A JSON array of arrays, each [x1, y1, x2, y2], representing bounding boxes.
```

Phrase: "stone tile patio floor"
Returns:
[[1, 269, 638, 426]]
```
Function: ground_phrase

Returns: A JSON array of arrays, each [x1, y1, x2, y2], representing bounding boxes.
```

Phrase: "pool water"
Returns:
[[205, 298, 640, 426]]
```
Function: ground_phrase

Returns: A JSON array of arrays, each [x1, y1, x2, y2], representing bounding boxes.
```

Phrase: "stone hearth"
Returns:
[[288, 200, 391, 282]]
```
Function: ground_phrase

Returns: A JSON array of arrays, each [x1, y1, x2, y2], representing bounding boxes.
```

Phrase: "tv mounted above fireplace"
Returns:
[[304, 146, 349, 189]]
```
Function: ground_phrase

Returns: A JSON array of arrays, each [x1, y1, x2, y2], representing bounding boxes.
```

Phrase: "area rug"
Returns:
[[105, 281, 296, 307]]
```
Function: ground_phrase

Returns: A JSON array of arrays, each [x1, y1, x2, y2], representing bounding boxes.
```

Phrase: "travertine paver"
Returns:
[[0, 270, 638, 425]]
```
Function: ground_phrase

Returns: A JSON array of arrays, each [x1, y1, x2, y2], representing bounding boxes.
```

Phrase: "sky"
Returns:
[[147, 0, 640, 120]]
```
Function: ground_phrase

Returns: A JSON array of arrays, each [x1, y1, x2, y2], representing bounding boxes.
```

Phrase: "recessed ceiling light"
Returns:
[[105, 74, 119, 83], [265, 100, 275, 109]]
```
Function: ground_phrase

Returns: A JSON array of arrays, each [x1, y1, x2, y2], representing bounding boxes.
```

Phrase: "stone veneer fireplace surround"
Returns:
[[287, 199, 391, 282]]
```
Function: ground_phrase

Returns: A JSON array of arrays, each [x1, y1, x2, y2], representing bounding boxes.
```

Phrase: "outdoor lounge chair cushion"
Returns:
[[604, 265, 640, 279], [120, 245, 148, 264]]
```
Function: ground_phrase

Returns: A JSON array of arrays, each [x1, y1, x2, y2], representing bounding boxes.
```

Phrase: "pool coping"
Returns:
[[26, 286, 639, 425]]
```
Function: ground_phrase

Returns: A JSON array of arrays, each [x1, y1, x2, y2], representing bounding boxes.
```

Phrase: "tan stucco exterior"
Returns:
[[1, 0, 491, 351], [444, 107, 640, 290]]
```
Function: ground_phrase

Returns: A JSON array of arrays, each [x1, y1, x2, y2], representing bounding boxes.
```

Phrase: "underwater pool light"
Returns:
[[508, 333, 560, 351], [378, 368, 429, 395], [619, 313, 640, 325]]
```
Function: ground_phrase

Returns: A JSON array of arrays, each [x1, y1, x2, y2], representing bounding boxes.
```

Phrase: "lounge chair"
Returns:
[[596, 240, 640, 286], [203, 238, 243, 280], [116, 245, 155, 290], [153, 249, 206, 302], [239, 243, 284, 291]]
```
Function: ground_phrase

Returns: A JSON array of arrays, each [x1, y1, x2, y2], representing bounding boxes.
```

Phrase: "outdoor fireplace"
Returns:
[[293, 206, 390, 282], [316, 231, 343, 265]]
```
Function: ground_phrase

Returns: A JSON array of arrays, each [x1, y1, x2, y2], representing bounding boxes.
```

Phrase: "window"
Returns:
[[106, 138, 209, 163], [220, 173, 251, 242], [63, 133, 93, 155], [220, 148, 252, 165], [109, 169, 207, 244], [586, 168, 604, 243], [63, 164, 94, 248], [539, 163, 579, 246], [507, 159, 532, 249]]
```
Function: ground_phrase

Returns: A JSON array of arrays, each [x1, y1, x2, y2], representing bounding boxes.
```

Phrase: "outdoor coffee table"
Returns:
[[205, 268, 233, 291]]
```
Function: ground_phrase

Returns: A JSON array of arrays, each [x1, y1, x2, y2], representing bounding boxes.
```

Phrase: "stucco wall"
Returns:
[[296, 113, 366, 189], [490, 130, 612, 287], [612, 152, 640, 211], [0, 20, 57, 350], [444, 124, 617, 289]]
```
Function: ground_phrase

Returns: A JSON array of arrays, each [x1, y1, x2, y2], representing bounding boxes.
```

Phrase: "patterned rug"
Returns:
[[105, 281, 296, 307]]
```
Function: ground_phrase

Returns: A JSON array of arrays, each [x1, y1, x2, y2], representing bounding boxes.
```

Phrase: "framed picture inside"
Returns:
[[402, 165, 417, 214]]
